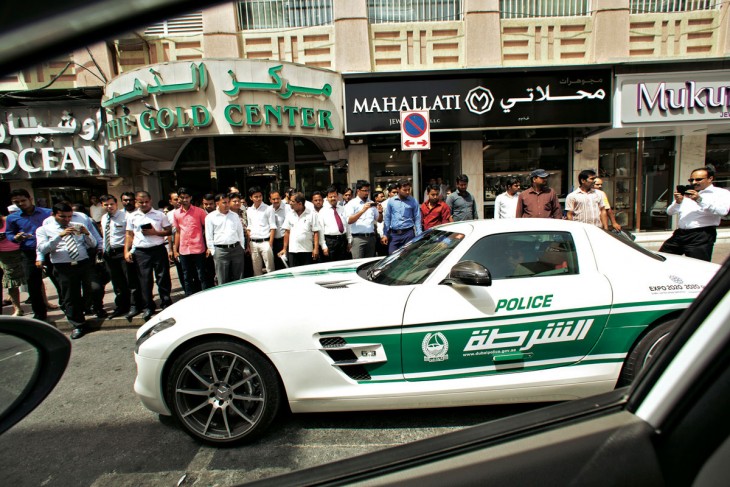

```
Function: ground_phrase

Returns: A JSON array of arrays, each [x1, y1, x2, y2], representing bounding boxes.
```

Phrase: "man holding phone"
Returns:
[[345, 180, 381, 259], [125, 191, 173, 321], [36, 203, 97, 339], [659, 165, 730, 261]]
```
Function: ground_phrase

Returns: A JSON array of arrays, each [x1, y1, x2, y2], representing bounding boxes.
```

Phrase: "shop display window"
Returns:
[[482, 139, 568, 218]]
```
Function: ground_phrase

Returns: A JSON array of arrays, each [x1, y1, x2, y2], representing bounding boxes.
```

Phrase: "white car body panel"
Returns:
[[134, 219, 719, 417]]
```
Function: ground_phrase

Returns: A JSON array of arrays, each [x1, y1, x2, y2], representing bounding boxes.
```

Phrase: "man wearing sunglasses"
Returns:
[[659, 165, 730, 262]]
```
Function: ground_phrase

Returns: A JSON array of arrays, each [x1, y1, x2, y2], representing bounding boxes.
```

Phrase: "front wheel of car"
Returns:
[[617, 319, 676, 388], [166, 340, 282, 445]]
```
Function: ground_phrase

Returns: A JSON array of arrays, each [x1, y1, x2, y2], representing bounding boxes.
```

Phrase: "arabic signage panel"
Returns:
[[400, 110, 431, 150], [616, 70, 730, 125], [344, 68, 612, 134], [103, 59, 344, 150], [0, 105, 114, 180]]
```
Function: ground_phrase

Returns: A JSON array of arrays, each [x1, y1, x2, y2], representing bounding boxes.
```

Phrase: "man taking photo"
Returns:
[[659, 165, 730, 262]]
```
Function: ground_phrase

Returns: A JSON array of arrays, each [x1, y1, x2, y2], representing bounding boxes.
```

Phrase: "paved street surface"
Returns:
[[0, 328, 540, 486]]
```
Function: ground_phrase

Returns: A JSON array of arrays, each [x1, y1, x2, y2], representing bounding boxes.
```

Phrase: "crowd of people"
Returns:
[[1, 165, 728, 340]]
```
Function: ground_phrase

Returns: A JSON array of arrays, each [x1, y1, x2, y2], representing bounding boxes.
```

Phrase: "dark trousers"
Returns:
[[388, 228, 415, 255], [212, 245, 245, 285], [659, 226, 717, 262], [179, 252, 212, 296], [104, 248, 141, 311], [272, 237, 286, 270], [289, 252, 313, 268], [53, 259, 94, 326], [134, 245, 172, 312], [323, 234, 349, 262], [21, 250, 46, 319]]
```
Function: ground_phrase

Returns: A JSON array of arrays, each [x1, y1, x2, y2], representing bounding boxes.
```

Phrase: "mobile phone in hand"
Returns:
[[141, 223, 153, 230]]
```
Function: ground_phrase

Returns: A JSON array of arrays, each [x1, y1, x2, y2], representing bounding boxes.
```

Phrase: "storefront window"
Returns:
[[368, 135, 459, 199], [482, 137, 569, 218], [706, 134, 730, 227], [598, 137, 675, 232]]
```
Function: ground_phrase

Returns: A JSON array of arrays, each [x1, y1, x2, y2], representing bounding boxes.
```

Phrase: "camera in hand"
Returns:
[[676, 185, 693, 195]]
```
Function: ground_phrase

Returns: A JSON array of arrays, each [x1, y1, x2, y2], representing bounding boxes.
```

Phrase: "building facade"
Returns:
[[1, 0, 728, 236]]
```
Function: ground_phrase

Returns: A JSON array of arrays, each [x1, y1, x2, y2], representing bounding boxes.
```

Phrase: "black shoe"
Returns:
[[109, 308, 128, 319], [32, 314, 48, 321], [160, 301, 172, 310], [95, 309, 109, 319], [125, 307, 141, 321], [70, 327, 86, 340], [142, 309, 155, 321]]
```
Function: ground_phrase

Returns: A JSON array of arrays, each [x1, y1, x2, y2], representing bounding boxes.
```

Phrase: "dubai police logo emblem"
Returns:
[[422, 332, 449, 362]]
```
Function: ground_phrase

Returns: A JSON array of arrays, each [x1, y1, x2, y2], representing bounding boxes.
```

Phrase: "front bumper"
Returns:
[[134, 352, 171, 416]]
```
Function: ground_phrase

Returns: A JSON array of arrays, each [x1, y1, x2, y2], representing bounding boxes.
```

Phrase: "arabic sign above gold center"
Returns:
[[103, 59, 343, 146]]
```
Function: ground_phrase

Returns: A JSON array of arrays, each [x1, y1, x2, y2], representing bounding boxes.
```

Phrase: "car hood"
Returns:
[[136, 257, 403, 355]]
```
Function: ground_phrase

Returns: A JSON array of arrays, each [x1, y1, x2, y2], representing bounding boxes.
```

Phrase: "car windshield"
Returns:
[[368, 229, 465, 285]]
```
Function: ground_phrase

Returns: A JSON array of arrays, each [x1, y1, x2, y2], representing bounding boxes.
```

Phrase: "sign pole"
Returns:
[[412, 150, 420, 203]]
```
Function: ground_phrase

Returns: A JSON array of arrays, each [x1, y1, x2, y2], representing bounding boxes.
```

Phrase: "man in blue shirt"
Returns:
[[5, 189, 52, 320], [382, 179, 422, 255]]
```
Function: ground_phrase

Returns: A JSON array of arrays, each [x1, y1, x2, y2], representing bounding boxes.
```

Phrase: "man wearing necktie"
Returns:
[[319, 185, 352, 262], [36, 203, 97, 339]]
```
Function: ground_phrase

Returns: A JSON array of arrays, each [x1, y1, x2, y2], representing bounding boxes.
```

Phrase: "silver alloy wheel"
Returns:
[[173, 349, 267, 441]]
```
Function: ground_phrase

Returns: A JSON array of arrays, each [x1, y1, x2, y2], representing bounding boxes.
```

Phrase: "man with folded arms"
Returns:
[[205, 193, 246, 284]]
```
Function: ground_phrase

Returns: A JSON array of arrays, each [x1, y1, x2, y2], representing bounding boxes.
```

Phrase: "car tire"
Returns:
[[166, 340, 282, 445], [617, 319, 676, 387]]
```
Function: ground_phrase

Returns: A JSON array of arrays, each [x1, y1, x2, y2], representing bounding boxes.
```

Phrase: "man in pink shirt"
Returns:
[[172, 188, 212, 296]]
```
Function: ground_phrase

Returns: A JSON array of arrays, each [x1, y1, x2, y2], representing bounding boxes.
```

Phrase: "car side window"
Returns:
[[460, 232, 579, 280]]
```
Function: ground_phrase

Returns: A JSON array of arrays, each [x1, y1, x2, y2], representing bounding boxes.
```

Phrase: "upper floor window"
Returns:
[[500, 0, 588, 18], [238, 0, 333, 30], [630, 0, 721, 14], [144, 12, 204, 36], [368, 0, 463, 23]]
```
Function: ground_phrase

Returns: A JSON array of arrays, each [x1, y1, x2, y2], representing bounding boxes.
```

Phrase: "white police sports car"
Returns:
[[134, 219, 719, 445]]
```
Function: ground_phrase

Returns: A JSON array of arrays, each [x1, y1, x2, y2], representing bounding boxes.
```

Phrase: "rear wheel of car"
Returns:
[[617, 320, 676, 387], [166, 340, 281, 445]]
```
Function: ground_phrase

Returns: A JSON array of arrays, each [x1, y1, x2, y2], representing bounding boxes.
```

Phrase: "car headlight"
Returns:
[[135, 318, 176, 353]]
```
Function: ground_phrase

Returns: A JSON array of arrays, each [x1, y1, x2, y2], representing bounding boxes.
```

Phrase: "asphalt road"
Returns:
[[0, 329, 542, 486]]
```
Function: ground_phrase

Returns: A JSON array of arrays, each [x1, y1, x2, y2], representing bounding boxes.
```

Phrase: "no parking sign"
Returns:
[[400, 110, 430, 151]]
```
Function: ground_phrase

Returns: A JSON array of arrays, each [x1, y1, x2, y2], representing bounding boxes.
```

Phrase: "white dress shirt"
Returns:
[[494, 191, 519, 219], [246, 203, 276, 239], [126, 208, 170, 248], [101, 210, 128, 249], [272, 204, 289, 238], [205, 210, 245, 255], [36, 220, 96, 264], [345, 197, 378, 235], [283, 208, 320, 253], [667, 184, 730, 229], [318, 203, 352, 249]]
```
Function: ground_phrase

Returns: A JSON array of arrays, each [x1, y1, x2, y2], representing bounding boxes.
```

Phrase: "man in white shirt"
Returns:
[[279, 192, 320, 267], [124, 191, 173, 321], [101, 194, 141, 319], [269, 190, 288, 270], [345, 180, 381, 259], [246, 187, 276, 276], [319, 185, 352, 262], [205, 193, 245, 284], [660, 165, 730, 261], [494, 178, 520, 219], [36, 203, 97, 338], [89, 194, 105, 226]]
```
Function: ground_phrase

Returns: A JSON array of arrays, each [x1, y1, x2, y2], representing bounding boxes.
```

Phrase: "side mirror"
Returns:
[[0, 317, 71, 436], [444, 260, 492, 287]]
